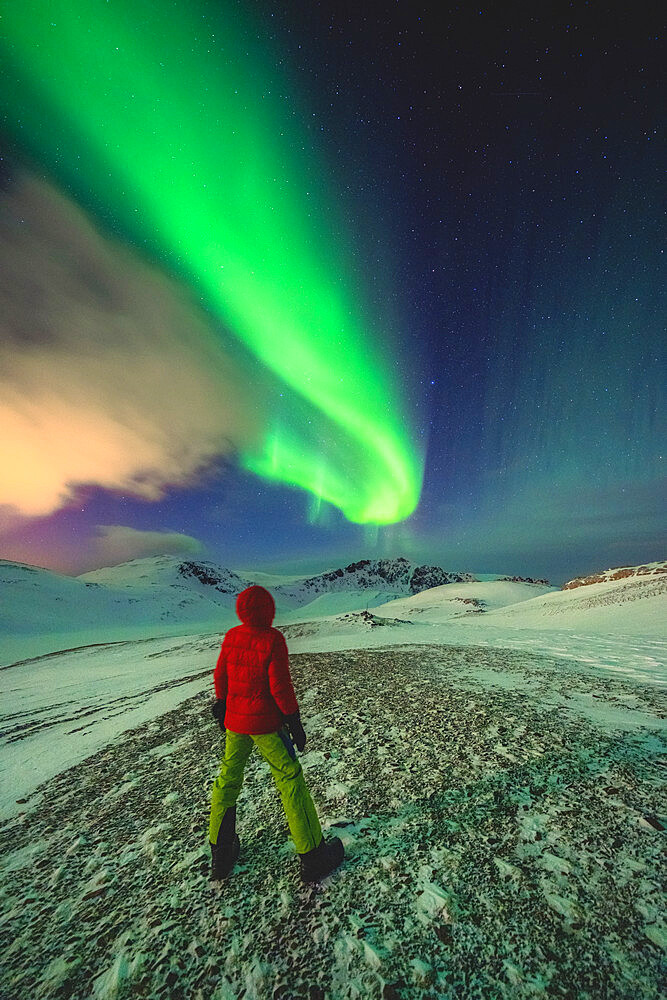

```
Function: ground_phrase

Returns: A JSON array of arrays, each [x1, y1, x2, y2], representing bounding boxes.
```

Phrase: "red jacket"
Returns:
[[213, 585, 299, 734]]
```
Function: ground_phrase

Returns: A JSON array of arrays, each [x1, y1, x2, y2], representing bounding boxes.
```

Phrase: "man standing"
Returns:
[[208, 585, 345, 883]]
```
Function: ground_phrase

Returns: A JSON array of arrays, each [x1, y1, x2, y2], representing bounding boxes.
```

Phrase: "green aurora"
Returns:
[[1, 0, 424, 524]]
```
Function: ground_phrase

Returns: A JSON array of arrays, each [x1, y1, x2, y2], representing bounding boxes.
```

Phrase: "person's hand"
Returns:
[[211, 699, 226, 731], [283, 711, 306, 752]]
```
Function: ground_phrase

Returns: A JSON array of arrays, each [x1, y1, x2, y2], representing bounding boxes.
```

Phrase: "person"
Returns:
[[208, 584, 344, 883]]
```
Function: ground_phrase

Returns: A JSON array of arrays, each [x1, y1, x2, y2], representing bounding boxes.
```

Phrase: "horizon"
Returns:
[[3, 548, 664, 591]]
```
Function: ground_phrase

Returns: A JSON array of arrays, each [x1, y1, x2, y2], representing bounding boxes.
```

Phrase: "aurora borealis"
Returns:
[[1, 0, 423, 525], [0, 2, 663, 581]]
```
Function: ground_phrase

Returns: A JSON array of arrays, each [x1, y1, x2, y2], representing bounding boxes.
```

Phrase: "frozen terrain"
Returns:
[[283, 573, 667, 686], [0, 555, 474, 665], [1, 644, 665, 1000], [0, 559, 665, 998], [0, 633, 222, 817], [0, 558, 239, 665]]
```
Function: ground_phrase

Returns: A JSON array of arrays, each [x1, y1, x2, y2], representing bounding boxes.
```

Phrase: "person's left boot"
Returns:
[[299, 835, 344, 883], [210, 807, 240, 879]]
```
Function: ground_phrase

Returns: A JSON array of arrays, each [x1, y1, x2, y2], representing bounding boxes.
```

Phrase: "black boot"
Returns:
[[299, 836, 344, 883], [210, 807, 240, 880]]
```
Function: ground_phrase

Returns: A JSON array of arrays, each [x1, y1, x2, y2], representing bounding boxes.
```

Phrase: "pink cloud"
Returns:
[[0, 174, 266, 518]]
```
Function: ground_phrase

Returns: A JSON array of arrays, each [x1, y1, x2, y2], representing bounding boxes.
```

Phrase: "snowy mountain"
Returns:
[[76, 554, 473, 600], [0, 555, 476, 661], [470, 567, 666, 635], [279, 569, 666, 654], [2, 555, 664, 669], [0, 555, 473, 664], [379, 579, 555, 618], [384, 565, 666, 636], [279, 579, 555, 645], [562, 560, 666, 589], [1, 556, 244, 633], [0, 557, 240, 665], [271, 556, 476, 605], [78, 555, 252, 598]]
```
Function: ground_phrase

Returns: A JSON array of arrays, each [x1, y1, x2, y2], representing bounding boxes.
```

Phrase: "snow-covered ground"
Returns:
[[282, 574, 667, 686], [0, 633, 221, 817], [0, 554, 485, 665], [0, 557, 238, 665], [1, 643, 665, 999], [1, 571, 665, 820], [0, 563, 665, 998]]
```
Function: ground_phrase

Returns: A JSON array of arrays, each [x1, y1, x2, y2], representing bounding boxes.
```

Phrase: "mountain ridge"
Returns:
[[269, 556, 476, 603], [1, 555, 664, 667], [562, 560, 666, 590], [0, 554, 477, 647]]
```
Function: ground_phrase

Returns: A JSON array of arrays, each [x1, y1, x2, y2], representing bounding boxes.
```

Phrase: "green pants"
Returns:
[[209, 728, 322, 855]]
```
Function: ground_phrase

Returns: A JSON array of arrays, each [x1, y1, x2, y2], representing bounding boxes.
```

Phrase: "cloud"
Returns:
[[0, 515, 205, 575], [0, 173, 265, 518], [91, 525, 204, 568]]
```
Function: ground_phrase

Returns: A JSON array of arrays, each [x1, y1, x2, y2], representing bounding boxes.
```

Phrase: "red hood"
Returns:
[[235, 585, 275, 627]]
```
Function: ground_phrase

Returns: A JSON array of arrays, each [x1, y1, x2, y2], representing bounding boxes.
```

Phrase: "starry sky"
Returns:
[[0, 1, 664, 584]]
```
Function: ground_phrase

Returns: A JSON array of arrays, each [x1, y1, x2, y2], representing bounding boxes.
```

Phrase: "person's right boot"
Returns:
[[210, 806, 240, 880], [299, 836, 344, 883]]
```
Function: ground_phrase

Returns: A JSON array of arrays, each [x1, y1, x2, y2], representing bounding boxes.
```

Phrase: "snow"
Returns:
[[369, 579, 557, 620], [0, 557, 237, 665], [279, 574, 667, 685], [563, 559, 667, 588], [1, 642, 664, 999], [287, 623, 667, 685], [279, 589, 407, 620], [478, 572, 666, 632], [0, 554, 475, 664], [78, 554, 245, 591], [2, 567, 665, 821], [231, 568, 317, 587], [0, 633, 220, 817], [0, 557, 665, 998]]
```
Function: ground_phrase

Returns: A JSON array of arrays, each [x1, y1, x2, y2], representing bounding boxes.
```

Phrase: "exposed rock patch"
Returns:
[[563, 561, 666, 590]]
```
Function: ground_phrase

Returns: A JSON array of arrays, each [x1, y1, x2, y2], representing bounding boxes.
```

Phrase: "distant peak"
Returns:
[[177, 561, 248, 594], [272, 557, 476, 599]]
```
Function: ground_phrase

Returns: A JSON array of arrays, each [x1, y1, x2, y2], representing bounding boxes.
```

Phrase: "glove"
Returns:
[[283, 711, 306, 752], [211, 699, 226, 731]]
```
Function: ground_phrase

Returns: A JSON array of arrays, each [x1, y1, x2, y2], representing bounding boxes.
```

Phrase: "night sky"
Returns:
[[0, 1, 664, 584]]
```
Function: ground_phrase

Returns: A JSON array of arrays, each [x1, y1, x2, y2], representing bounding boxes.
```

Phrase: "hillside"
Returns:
[[3, 556, 665, 667], [79, 556, 249, 593], [563, 560, 666, 590], [0, 555, 476, 665], [369, 580, 555, 623], [278, 572, 666, 680], [0, 558, 238, 665], [479, 570, 667, 635]]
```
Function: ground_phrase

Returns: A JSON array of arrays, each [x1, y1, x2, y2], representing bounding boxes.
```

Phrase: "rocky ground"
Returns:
[[0, 644, 665, 999]]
